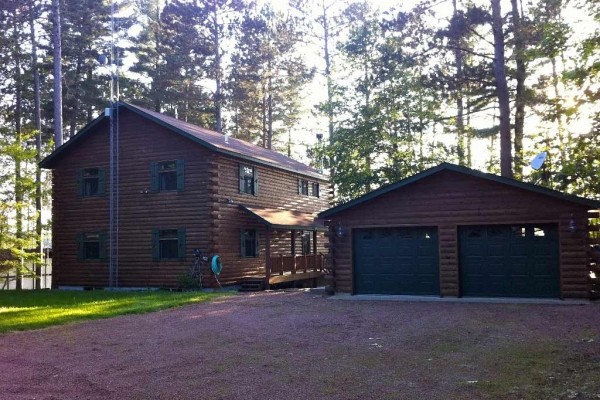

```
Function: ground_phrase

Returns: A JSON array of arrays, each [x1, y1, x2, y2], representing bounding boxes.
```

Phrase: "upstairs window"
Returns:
[[241, 229, 258, 257], [239, 165, 258, 195], [298, 179, 309, 195], [152, 228, 186, 261], [299, 179, 320, 198], [151, 160, 184, 192], [77, 167, 106, 197], [76, 232, 106, 261], [311, 182, 320, 198]]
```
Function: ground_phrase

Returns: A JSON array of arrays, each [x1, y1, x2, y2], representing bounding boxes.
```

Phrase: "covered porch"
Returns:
[[240, 205, 327, 289]]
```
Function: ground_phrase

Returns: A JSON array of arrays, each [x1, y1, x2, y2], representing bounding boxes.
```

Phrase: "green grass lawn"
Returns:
[[0, 290, 229, 334]]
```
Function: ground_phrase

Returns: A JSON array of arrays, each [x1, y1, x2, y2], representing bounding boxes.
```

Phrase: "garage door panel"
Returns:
[[354, 227, 440, 295], [459, 224, 559, 298]]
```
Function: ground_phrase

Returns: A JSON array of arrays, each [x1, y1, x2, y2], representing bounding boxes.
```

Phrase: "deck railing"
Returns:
[[268, 254, 324, 276]]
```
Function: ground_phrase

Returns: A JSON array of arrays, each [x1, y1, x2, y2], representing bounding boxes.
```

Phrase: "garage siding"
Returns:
[[328, 170, 590, 298]]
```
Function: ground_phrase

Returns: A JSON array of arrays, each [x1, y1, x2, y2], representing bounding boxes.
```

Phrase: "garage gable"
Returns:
[[320, 163, 600, 218]]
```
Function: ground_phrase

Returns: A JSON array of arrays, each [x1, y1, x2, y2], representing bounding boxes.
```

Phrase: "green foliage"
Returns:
[[0, 290, 229, 333]]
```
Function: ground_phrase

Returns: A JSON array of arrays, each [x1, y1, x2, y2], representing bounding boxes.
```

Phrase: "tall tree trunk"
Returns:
[[212, 2, 223, 133], [267, 75, 273, 150], [52, 0, 63, 147], [321, 0, 338, 199], [491, 0, 513, 178], [13, 11, 24, 290], [453, 0, 466, 166], [30, 9, 43, 290], [511, 0, 526, 178]]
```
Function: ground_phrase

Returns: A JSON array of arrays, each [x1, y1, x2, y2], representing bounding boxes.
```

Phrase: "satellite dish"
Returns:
[[530, 151, 547, 170], [98, 55, 108, 65]]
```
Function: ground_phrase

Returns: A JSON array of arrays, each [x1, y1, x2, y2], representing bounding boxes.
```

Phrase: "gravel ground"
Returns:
[[1, 291, 599, 400]]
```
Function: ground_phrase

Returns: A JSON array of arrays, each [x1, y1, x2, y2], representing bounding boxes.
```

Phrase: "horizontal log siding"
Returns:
[[211, 155, 329, 284], [52, 111, 211, 287], [51, 109, 330, 288], [327, 170, 591, 298]]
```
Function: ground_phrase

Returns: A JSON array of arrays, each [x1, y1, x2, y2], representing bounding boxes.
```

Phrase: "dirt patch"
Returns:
[[1, 291, 599, 400]]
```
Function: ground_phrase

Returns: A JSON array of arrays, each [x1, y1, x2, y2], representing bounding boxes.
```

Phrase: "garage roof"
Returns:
[[319, 163, 600, 218], [40, 102, 327, 180], [240, 205, 327, 231]]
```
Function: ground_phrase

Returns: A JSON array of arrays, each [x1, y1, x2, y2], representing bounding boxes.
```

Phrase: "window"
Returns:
[[298, 179, 309, 195], [239, 165, 258, 195], [241, 229, 258, 257], [299, 179, 320, 197], [76, 232, 106, 261], [152, 228, 186, 261], [311, 182, 320, 198], [151, 160, 184, 192], [301, 231, 312, 255], [77, 167, 106, 197]]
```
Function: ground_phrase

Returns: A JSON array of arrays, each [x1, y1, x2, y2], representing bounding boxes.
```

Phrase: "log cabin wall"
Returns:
[[50, 108, 330, 288], [209, 154, 329, 284], [327, 170, 591, 298], [52, 110, 214, 287]]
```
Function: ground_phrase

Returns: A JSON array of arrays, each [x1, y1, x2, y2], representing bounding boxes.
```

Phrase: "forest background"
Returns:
[[1, 0, 599, 281]]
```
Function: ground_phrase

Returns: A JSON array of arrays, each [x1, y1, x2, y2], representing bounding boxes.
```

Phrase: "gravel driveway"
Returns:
[[1, 291, 599, 400]]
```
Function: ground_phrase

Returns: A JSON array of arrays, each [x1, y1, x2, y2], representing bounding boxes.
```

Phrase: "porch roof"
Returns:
[[240, 205, 327, 231]]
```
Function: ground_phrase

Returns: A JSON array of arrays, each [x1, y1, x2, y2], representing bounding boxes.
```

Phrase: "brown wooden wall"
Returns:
[[51, 109, 330, 288], [207, 154, 329, 285], [326, 170, 591, 298]]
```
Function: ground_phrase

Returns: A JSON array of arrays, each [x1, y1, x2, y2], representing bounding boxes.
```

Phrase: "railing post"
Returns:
[[279, 254, 284, 275], [265, 228, 271, 290], [292, 255, 297, 274]]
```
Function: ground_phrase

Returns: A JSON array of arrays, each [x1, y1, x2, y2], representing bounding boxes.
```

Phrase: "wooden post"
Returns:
[[279, 254, 284, 275], [291, 230, 296, 256], [313, 230, 317, 255], [265, 228, 271, 290]]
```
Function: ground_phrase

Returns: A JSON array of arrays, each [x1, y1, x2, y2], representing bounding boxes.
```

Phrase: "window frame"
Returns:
[[239, 165, 258, 196], [310, 182, 320, 198], [152, 228, 186, 261], [298, 179, 309, 196], [240, 229, 259, 258], [151, 160, 184, 192], [77, 167, 106, 197], [76, 231, 106, 261]]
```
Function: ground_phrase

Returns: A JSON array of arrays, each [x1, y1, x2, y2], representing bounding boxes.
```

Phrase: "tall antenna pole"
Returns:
[[108, 0, 119, 288]]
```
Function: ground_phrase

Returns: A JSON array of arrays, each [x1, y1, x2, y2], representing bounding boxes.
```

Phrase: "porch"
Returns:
[[240, 205, 328, 289]]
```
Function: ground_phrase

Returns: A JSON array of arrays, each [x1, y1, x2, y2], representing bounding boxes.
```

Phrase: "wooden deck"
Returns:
[[267, 254, 324, 285]]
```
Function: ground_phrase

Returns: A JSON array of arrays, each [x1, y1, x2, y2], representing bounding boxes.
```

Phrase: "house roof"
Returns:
[[40, 102, 327, 180], [240, 205, 327, 231], [319, 162, 600, 218]]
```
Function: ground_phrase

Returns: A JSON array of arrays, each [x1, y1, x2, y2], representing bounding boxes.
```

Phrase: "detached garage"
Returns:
[[320, 163, 600, 299]]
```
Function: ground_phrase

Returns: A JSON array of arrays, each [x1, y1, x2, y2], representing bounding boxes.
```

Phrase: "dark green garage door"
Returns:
[[353, 227, 440, 295], [459, 224, 560, 298]]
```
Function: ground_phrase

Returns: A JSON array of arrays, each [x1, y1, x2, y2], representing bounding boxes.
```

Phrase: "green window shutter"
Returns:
[[76, 233, 84, 261], [76, 169, 83, 197], [253, 169, 259, 196], [152, 229, 160, 261], [99, 231, 106, 260], [176, 159, 185, 191], [178, 228, 186, 260], [238, 165, 244, 193], [98, 168, 106, 196], [240, 230, 246, 257], [150, 162, 159, 192]]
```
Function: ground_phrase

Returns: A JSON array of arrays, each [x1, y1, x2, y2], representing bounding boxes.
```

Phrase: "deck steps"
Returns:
[[239, 277, 265, 292]]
